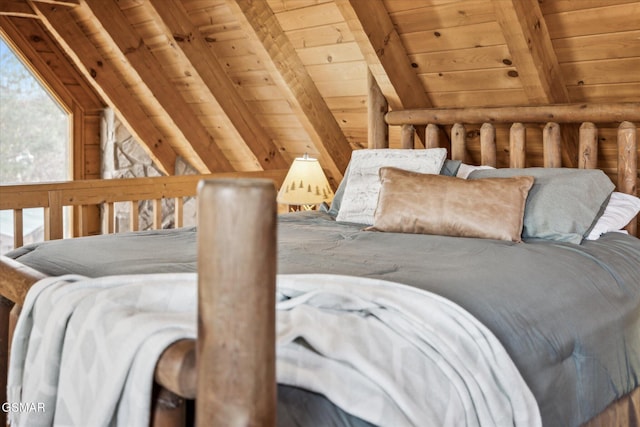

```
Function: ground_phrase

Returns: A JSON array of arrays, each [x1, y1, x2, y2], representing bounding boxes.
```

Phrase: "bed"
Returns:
[[0, 103, 638, 427]]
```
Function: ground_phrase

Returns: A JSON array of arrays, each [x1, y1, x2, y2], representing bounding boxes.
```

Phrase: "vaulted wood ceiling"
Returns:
[[1, 0, 639, 186]]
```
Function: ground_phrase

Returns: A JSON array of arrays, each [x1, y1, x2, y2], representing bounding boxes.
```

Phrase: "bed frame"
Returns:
[[0, 102, 638, 427]]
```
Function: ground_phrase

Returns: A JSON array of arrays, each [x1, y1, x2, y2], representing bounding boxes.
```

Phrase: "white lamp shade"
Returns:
[[277, 155, 334, 205]]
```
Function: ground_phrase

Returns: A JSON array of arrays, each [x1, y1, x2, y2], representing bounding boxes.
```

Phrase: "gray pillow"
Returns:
[[468, 168, 614, 244], [440, 159, 462, 177], [328, 162, 351, 217]]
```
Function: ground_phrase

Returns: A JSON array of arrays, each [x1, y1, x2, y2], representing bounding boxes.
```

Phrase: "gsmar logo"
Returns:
[[1, 402, 45, 413]]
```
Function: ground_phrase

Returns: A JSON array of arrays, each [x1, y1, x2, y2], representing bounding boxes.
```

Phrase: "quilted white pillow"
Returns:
[[336, 148, 447, 224]]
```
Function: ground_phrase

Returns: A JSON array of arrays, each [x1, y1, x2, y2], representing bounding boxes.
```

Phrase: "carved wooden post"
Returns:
[[510, 123, 526, 168], [0, 257, 45, 427], [196, 179, 277, 427], [617, 121, 637, 236], [480, 123, 496, 167], [367, 69, 388, 149], [578, 122, 598, 169], [543, 122, 562, 168], [451, 123, 466, 162]]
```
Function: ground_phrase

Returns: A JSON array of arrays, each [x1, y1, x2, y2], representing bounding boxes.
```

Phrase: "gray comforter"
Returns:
[[7, 211, 640, 427]]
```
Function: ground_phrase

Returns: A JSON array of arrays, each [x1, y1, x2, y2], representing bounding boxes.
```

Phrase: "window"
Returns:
[[0, 36, 71, 253]]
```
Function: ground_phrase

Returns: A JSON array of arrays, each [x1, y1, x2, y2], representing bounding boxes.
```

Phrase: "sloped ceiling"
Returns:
[[1, 0, 639, 185]]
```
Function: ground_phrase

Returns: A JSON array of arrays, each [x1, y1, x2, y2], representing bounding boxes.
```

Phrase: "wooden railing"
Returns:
[[0, 169, 288, 249]]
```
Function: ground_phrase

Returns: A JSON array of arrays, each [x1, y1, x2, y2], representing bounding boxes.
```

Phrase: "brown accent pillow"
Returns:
[[370, 167, 535, 242]]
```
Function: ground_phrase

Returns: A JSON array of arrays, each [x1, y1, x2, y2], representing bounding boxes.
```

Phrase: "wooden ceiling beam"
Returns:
[[146, 0, 289, 171], [225, 0, 352, 183], [31, 0, 79, 6], [492, 0, 579, 166], [80, 0, 234, 174], [30, 1, 177, 174], [335, 0, 433, 111]]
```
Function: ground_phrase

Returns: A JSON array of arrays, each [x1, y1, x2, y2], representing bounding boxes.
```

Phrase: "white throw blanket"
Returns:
[[8, 273, 541, 427]]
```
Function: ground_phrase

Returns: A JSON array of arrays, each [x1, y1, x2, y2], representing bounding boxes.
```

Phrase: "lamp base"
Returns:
[[285, 204, 317, 212]]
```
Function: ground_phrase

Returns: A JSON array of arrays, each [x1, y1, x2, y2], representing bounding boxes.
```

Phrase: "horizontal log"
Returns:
[[155, 339, 197, 399], [385, 102, 640, 125], [0, 256, 45, 305]]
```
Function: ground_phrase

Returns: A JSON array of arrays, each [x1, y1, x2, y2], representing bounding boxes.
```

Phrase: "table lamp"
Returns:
[[277, 154, 334, 211]]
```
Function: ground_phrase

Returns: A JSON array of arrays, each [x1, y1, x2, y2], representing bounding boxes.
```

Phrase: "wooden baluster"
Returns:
[[103, 202, 115, 234], [196, 179, 276, 427], [367, 69, 388, 149], [44, 190, 64, 240], [13, 209, 23, 249], [618, 121, 638, 236], [130, 200, 139, 231], [480, 123, 496, 167], [451, 123, 466, 162], [579, 122, 598, 169], [509, 123, 526, 168], [543, 122, 562, 168], [401, 124, 415, 149], [425, 124, 439, 149], [174, 197, 184, 229], [153, 199, 163, 230], [78, 205, 89, 237]]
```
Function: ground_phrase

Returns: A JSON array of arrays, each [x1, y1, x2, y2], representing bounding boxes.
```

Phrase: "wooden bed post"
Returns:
[[543, 122, 562, 168], [400, 124, 415, 149], [617, 121, 638, 235], [451, 123, 466, 162], [196, 179, 277, 427], [579, 122, 598, 169], [510, 123, 526, 168], [479, 123, 496, 167], [367, 69, 389, 149]]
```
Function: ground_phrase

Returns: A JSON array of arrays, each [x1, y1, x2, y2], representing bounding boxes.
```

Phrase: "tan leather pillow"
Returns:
[[370, 167, 535, 242]]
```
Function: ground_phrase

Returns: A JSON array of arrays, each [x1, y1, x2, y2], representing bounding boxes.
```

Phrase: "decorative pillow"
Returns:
[[586, 192, 640, 240], [468, 168, 615, 244], [336, 148, 447, 224], [369, 167, 534, 242]]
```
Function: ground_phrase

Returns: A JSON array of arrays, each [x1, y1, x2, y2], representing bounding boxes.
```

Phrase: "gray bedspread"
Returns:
[[7, 211, 640, 427]]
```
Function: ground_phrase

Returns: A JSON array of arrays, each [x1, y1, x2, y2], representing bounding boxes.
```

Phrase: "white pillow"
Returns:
[[336, 148, 447, 224], [456, 163, 495, 179], [586, 192, 640, 240]]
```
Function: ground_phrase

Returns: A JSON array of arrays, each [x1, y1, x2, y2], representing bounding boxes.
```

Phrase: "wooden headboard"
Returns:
[[368, 102, 639, 237]]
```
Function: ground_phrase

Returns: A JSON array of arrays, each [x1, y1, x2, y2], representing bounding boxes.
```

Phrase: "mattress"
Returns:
[[7, 211, 640, 427]]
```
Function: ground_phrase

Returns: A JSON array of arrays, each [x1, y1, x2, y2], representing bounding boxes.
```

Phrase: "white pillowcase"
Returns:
[[456, 163, 495, 179], [586, 192, 640, 240], [336, 148, 447, 225]]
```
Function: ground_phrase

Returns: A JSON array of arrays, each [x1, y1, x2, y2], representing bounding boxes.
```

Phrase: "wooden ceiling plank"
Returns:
[[492, 0, 579, 166], [146, 0, 289, 171], [225, 0, 353, 182], [0, 0, 37, 17], [30, 1, 177, 174], [492, 0, 569, 103], [335, 0, 433, 111], [80, 0, 234, 174]]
